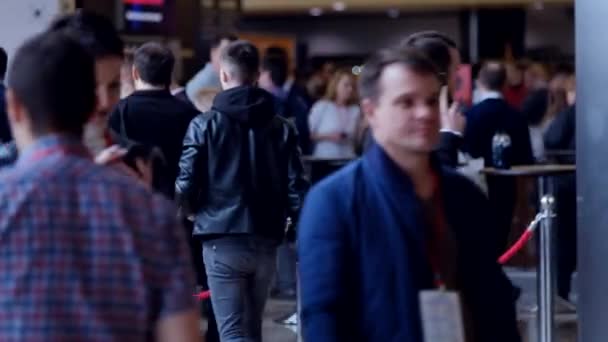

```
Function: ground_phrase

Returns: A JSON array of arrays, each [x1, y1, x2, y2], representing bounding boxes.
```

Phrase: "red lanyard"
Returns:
[[427, 172, 447, 289]]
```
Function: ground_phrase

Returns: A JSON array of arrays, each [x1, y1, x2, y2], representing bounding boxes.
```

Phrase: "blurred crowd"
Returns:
[[0, 7, 580, 342]]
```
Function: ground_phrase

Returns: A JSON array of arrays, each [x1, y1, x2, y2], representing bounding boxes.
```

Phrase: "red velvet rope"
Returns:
[[194, 223, 538, 301], [193, 290, 210, 301], [498, 229, 534, 265]]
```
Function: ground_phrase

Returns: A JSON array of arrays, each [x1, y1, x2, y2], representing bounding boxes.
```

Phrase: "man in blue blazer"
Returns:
[[298, 47, 520, 342]]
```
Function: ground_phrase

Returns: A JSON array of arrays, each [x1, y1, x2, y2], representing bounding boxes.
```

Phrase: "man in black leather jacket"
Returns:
[[175, 40, 309, 342]]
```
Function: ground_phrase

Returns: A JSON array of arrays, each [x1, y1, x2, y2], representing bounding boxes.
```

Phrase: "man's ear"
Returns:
[[6, 89, 26, 126], [220, 67, 229, 85], [361, 97, 376, 125], [131, 65, 140, 82]]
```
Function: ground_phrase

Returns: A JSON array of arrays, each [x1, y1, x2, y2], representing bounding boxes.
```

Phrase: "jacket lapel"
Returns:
[[362, 144, 430, 271]]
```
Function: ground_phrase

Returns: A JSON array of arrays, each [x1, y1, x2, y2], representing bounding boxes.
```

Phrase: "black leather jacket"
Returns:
[[175, 85, 309, 241]]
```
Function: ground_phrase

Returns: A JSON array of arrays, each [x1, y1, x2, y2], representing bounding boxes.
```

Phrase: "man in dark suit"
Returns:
[[0, 47, 11, 143], [109, 42, 199, 198], [464, 62, 534, 256], [298, 47, 519, 342], [545, 104, 577, 300], [259, 47, 312, 155]]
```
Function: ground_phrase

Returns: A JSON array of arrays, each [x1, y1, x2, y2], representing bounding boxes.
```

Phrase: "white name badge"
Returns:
[[419, 290, 466, 342]]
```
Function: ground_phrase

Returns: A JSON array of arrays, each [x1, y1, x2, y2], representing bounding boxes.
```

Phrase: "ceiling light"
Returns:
[[533, 0, 545, 10], [333, 2, 347, 12], [309, 7, 323, 16], [387, 8, 400, 19]]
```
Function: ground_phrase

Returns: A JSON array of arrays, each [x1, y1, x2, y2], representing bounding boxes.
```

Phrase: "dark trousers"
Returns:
[[555, 179, 577, 300], [185, 222, 219, 342], [273, 242, 297, 294], [488, 178, 517, 259], [203, 236, 278, 342]]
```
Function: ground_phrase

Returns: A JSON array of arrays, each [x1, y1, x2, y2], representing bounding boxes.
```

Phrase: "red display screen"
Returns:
[[123, 0, 164, 5]]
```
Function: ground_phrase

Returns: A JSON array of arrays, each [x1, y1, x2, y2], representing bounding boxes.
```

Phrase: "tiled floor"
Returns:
[[208, 297, 578, 341], [263, 299, 298, 342]]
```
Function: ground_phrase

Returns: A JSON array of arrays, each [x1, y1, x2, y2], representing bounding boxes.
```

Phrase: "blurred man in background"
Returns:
[[186, 33, 237, 100], [259, 46, 312, 155], [0, 12, 126, 168], [402, 31, 466, 168], [176, 40, 308, 341], [109, 42, 199, 197], [0, 30, 199, 342], [464, 62, 534, 256]]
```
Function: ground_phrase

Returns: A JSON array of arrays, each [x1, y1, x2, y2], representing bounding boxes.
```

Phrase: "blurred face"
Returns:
[[94, 56, 122, 120], [258, 70, 273, 91], [120, 62, 134, 99], [83, 56, 122, 155], [525, 64, 548, 90], [363, 64, 441, 154], [447, 47, 461, 93], [550, 74, 569, 92], [566, 75, 576, 106], [506, 64, 524, 87], [335, 74, 355, 105]]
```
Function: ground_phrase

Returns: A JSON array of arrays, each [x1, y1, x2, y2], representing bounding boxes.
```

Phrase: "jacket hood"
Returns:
[[212, 86, 277, 125]]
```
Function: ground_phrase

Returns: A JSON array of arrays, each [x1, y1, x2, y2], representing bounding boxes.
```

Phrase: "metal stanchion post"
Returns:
[[538, 177, 556, 342]]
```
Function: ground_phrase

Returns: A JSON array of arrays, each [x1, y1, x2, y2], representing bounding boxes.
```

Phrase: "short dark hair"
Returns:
[[403, 31, 457, 48], [479, 62, 507, 91], [220, 40, 260, 85], [8, 31, 96, 136], [401, 31, 455, 84], [133, 42, 175, 87], [359, 47, 440, 100], [0, 47, 7, 80], [210, 33, 238, 50], [49, 10, 124, 59], [262, 46, 288, 87]]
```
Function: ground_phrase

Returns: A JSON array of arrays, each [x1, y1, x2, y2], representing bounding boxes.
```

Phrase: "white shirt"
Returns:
[[529, 119, 553, 161], [476, 90, 503, 103], [308, 100, 361, 159], [185, 63, 221, 101]]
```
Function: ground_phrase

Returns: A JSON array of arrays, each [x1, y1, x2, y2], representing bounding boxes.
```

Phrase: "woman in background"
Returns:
[[308, 69, 360, 159]]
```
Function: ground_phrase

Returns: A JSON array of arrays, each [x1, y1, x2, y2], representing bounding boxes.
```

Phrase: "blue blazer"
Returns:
[[298, 144, 520, 342]]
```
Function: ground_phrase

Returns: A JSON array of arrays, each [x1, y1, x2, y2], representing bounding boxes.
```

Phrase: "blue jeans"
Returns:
[[202, 236, 278, 342], [274, 242, 297, 294]]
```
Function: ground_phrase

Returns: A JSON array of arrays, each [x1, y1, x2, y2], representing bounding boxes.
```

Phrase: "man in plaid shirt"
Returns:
[[0, 31, 200, 341]]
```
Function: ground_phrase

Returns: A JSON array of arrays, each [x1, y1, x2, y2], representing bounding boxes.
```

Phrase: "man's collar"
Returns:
[[478, 90, 503, 102], [364, 142, 442, 193], [17, 134, 89, 166]]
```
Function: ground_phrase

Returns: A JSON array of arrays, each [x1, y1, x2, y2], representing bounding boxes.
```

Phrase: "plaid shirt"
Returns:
[[0, 135, 196, 341], [0, 141, 17, 168]]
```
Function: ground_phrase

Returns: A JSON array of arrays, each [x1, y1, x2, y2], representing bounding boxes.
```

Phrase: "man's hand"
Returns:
[[95, 145, 153, 189], [156, 309, 201, 342], [439, 86, 466, 135]]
